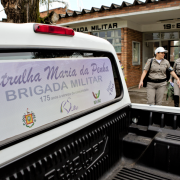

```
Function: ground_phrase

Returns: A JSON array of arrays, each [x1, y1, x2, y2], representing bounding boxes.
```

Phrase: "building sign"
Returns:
[[0, 57, 116, 142], [73, 23, 118, 32], [142, 22, 180, 32], [163, 23, 180, 29]]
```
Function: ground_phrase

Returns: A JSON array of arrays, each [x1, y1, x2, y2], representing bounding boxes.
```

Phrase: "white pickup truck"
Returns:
[[0, 23, 180, 180]]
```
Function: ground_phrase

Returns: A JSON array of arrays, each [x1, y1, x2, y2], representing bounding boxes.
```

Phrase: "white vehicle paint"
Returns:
[[0, 23, 130, 168]]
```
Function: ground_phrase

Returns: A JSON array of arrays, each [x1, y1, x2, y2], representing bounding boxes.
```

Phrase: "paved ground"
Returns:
[[128, 86, 174, 107]]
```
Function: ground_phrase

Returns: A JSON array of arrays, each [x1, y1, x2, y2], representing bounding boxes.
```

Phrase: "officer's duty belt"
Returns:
[[148, 78, 167, 83]]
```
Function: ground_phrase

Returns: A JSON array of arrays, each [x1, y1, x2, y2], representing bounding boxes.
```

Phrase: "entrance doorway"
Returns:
[[162, 41, 180, 66], [169, 41, 180, 66], [143, 40, 180, 68], [143, 32, 180, 69], [143, 41, 159, 67]]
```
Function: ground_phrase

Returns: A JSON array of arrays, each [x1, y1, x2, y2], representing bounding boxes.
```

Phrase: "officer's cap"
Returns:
[[155, 47, 168, 54]]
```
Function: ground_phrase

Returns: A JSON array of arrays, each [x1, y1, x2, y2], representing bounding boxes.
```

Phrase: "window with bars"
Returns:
[[91, 29, 121, 53]]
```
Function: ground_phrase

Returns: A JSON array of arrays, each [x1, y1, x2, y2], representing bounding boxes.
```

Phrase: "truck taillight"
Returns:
[[34, 24, 75, 36]]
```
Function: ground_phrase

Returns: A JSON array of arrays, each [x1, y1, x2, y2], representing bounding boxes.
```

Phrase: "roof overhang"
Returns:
[[57, 6, 180, 32]]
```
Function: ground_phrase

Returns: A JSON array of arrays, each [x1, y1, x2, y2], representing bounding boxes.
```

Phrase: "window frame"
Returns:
[[170, 40, 180, 62], [91, 29, 121, 53], [144, 31, 180, 42], [132, 41, 141, 66]]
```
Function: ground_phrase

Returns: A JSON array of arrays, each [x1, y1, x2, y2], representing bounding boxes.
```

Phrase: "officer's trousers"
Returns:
[[173, 79, 179, 107], [147, 82, 167, 105], [174, 79, 180, 95]]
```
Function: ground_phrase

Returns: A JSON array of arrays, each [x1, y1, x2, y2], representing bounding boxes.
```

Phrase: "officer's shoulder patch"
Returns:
[[168, 67, 173, 72]]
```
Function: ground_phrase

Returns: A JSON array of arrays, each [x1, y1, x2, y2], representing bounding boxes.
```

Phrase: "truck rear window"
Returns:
[[0, 49, 122, 148], [0, 49, 121, 97]]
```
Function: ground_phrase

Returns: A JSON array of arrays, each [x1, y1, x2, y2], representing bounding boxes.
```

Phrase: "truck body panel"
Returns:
[[0, 23, 180, 180]]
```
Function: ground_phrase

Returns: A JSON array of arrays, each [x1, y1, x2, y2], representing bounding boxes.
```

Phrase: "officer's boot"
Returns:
[[174, 95, 179, 107]]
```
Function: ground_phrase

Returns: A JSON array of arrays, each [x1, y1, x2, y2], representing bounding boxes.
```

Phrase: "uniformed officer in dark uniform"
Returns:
[[139, 47, 180, 105], [170, 58, 180, 107]]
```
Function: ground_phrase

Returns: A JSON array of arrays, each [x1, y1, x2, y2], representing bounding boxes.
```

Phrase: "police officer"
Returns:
[[170, 57, 180, 107], [139, 47, 180, 105]]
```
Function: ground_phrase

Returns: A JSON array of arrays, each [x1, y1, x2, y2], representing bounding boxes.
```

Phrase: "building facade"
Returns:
[[50, 0, 180, 88]]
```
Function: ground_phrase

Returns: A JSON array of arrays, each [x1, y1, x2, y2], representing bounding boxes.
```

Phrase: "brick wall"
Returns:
[[40, 8, 73, 18], [57, 0, 180, 24], [121, 28, 142, 88]]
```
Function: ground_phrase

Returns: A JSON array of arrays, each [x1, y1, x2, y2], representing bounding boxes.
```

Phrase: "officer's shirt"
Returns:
[[173, 58, 180, 75], [144, 58, 171, 80]]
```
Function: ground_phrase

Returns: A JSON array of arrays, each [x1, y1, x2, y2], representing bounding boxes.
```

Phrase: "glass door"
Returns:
[[170, 41, 180, 66], [161, 41, 169, 60], [143, 41, 160, 68]]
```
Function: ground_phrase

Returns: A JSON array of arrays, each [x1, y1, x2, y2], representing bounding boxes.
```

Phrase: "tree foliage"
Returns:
[[39, 0, 69, 15], [39, 0, 69, 24], [166, 82, 174, 101]]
